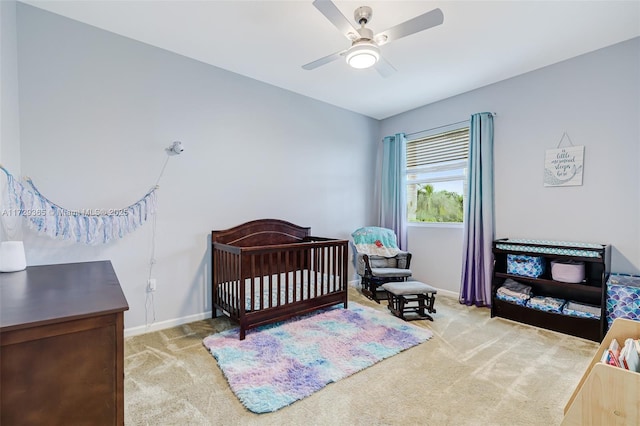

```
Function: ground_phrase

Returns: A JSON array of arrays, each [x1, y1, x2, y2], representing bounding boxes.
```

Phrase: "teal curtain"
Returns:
[[380, 133, 407, 250], [460, 113, 494, 306]]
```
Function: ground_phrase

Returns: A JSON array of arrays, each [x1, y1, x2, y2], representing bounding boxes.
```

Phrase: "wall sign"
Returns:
[[544, 132, 584, 187]]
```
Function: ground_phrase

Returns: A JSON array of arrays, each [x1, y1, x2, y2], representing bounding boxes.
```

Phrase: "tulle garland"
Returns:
[[1, 166, 157, 245]]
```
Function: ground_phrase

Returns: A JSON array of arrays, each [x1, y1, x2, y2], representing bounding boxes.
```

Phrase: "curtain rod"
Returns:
[[405, 112, 497, 138]]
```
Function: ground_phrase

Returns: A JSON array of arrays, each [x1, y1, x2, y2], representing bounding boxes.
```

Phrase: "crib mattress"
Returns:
[[217, 271, 341, 311]]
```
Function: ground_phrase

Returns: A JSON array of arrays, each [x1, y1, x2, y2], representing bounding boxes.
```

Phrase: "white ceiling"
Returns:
[[21, 0, 640, 120]]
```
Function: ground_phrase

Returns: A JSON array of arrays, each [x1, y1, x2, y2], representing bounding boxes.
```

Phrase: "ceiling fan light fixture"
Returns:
[[345, 43, 380, 69]]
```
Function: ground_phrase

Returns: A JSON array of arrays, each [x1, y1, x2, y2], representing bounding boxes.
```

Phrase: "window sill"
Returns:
[[408, 222, 464, 229]]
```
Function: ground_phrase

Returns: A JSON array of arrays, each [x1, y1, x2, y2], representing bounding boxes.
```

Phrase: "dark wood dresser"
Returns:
[[0, 261, 129, 425]]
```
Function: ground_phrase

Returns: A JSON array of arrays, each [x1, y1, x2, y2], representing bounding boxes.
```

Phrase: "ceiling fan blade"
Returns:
[[302, 50, 346, 70], [312, 0, 357, 39], [375, 8, 444, 44], [375, 56, 397, 78]]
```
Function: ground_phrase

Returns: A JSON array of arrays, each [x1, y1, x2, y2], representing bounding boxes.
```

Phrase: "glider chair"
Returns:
[[352, 226, 412, 303]]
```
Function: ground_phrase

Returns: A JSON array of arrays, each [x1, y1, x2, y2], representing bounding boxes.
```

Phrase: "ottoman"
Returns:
[[381, 281, 437, 321]]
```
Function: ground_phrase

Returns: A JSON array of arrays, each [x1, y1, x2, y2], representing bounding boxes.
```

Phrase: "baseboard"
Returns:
[[350, 277, 458, 300], [127, 282, 360, 337], [124, 311, 213, 337], [437, 288, 459, 299], [124, 284, 459, 337]]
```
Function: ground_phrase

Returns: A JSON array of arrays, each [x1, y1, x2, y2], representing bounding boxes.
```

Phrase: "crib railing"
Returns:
[[212, 238, 348, 320]]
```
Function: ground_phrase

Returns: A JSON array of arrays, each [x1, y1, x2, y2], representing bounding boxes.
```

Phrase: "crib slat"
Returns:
[[234, 251, 239, 315], [276, 251, 281, 307], [333, 245, 337, 292], [223, 251, 229, 312], [284, 250, 291, 304], [257, 254, 261, 310], [236, 251, 242, 316], [313, 247, 318, 298], [320, 246, 325, 295], [221, 250, 228, 312], [266, 253, 272, 309], [293, 249, 298, 303]]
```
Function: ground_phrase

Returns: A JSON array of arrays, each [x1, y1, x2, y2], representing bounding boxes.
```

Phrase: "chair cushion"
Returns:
[[368, 256, 399, 268], [370, 268, 412, 278], [382, 281, 437, 295]]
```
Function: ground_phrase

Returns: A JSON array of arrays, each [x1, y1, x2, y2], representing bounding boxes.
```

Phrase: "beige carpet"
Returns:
[[124, 288, 598, 425]]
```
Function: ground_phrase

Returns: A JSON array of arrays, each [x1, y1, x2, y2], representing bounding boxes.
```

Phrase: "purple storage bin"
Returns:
[[551, 260, 585, 283]]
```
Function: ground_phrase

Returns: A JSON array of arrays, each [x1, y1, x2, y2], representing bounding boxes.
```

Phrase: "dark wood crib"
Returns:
[[211, 219, 348, 340]]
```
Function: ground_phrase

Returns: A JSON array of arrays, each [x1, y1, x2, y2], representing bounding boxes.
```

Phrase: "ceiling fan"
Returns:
[[302, 0, 444, 77]]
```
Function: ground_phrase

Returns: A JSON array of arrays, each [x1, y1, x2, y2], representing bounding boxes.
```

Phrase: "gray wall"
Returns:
[[0, 1, 23, 241], [381, 37, 640, 294], [0, 1, 21, 172], [0, 1, 22, 241], [7, 2, 640, 330], [13, 4, 379, 333]]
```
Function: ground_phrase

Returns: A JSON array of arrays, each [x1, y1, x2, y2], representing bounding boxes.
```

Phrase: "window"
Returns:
[[406, 127, 470, 224]]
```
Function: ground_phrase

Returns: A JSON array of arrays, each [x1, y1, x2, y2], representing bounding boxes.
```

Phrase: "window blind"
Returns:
[[406, 127, 470, 168]]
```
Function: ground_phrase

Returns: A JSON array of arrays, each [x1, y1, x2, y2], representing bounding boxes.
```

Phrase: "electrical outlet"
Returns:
[[148, 278, 157, 292]]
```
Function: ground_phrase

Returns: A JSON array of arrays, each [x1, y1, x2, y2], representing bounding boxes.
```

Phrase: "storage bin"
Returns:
[[551, 260, 585, 283], [495, 291, 529, 306], [527, 295, 565, 313], [606, 274, 640, 329], [562, 300, 601, 319], [507, 254, 545, 278]]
